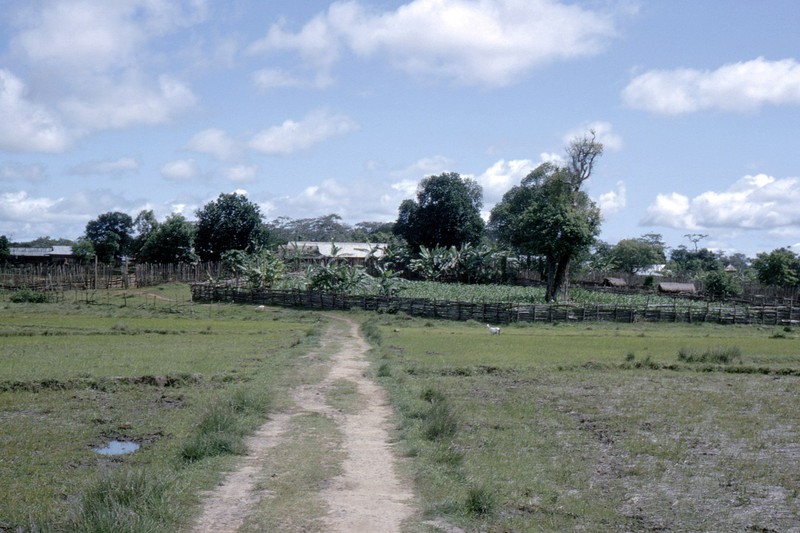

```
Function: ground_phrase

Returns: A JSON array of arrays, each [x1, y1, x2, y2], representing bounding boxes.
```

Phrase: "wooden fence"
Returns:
[[190, 285, 800, 326], [0, 262, 229, 291]]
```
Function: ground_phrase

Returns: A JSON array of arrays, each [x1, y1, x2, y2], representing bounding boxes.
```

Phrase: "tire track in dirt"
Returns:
[[192, 316, 414, 532]]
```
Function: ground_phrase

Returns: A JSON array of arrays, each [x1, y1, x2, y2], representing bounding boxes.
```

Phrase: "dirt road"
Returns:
[[192, 316, 414, 532]]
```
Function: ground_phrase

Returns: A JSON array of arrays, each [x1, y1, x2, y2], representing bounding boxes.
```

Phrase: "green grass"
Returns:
[[0, 285, 324, 531], [366, 315, 800, 532]]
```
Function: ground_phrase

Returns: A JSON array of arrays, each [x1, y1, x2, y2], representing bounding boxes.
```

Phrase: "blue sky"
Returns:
[[1, 0, 799, 257]]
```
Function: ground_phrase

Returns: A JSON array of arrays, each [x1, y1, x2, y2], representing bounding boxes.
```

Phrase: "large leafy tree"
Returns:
[[752, 247, 800, 287], [610, 235, 666, 274], [195, 193, 267, 261], [137, 214, 196, 264], [393, 172, 484, 251], [669, 246, 722, 277], [0, 235, 9, 264], [84, 211, 135, 264], [490, 133, 603, 302]]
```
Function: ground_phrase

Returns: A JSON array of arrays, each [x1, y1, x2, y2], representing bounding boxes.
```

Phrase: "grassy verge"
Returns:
[[365, 315, 800, 532], [0, 284, 324, 531]]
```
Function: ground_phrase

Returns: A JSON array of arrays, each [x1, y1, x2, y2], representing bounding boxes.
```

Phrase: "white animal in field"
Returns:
[[486, 324, 501, 335]]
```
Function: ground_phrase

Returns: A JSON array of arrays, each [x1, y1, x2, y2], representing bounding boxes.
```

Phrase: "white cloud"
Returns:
[[251, 68, 333, 91], [1, 162, 47, 182], [474, 159, 536, 203], [642, 174, 800, 230], [563, 121, 623, 151], [389, 156, 455, 179], [249, 109, 358, 155], [596, 180, 627, 215], [161, 159, 198, 181], [623, 57, 800, 114], [223, 165, 259, 183], [0, 69, 70, 152], [250, 0, 617, 87], [60, 74, 197, 131], [184, 128, 238, 160], [69, 157, 139, 176]]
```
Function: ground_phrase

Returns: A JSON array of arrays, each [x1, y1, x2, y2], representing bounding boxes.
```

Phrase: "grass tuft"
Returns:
[[465, 485, 496, 516], [69, 468, 177, 533], [678, 346, 742, 364]]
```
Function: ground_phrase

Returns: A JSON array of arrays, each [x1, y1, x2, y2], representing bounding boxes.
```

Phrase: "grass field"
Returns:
[[0, 285, 324, 531], [365, 316, 800, 532]]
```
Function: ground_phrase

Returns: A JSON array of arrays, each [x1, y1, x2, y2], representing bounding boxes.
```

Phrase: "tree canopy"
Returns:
[[137, 214, 196, 264], [84, 211, 135, 264], [610, 236, 666, 274], [195, 193, 267, 261], [393, 172, 484, 251], [752, 248, 800, 288], [490, 133, 603, 302]]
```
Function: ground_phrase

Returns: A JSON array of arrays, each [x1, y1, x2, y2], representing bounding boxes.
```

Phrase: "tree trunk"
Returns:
[[545, 255, 571, 303]]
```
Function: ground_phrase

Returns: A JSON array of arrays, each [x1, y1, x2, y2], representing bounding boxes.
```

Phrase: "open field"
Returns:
[[365, 316, 800, 531], [0, 285, 324, 531]]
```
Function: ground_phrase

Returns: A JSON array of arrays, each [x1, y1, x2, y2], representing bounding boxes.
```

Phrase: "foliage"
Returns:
[[409, 243, 516, 284], [752, 247, 800, 288], [131, 209, 159, 257], [10, 287, 49, 303], [84, 211, 135, 264], [490, 159, 601, 302], [393, 172, 485, 251], [267, 214, 394, 245], [610, 236, 666, 274], [678, 346, 742, 364], [0, 234, 9, 264], [668, 246, 722, 277], [244, 249, 287, 289], [704, 270, 742, 299], [71, 237, 95, 263], [195, 192, 267, 261], [137, 213, 196, 264], [306, 244, 367, 293]]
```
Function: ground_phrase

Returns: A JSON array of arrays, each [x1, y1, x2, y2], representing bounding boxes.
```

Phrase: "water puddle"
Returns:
[[93, 440, 140, 455]]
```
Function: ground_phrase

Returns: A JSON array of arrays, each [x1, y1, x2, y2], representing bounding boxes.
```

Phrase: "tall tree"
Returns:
[[393, 172, 484, 251], [752, 247, 800, 288], [195, 193, 267, 261], [137, 214, 196, 264], [84, 211, 134, 264], [132, 209, 159, 257], [490, 132, 603, 302]]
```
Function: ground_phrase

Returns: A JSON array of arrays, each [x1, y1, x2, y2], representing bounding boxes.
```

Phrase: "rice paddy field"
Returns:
[[365, 315, 800, 532]]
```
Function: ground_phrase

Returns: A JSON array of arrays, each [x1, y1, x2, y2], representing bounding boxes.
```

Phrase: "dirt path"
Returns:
[[192, 316, 414, 532]]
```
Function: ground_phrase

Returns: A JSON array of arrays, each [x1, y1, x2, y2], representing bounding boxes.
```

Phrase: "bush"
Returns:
[[10, 287, 48, 303], [465, 485, 496, 516], [704, 271, 742, 299]]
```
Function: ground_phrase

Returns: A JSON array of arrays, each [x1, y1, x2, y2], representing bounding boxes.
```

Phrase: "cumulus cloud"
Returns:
[[69, 157, 139, 176], [161, 159, 198, 181], [184, 128, 238, 160], [474, 159, 536, 204], [249, 0, 617, 87], [0, 69, 70, 152], [249, 109, 358, 155], [623, 57, 800, 114], [5, 1, 202, 142], [596, 180, 627, 215], [642, 174, 800, 230]]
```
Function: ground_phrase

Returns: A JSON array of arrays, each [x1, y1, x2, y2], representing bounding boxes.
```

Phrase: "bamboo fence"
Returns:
[[190, 285, 800, 326]]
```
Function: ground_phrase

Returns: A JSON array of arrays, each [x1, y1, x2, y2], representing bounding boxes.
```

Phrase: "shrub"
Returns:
[[10, 287, 48, 303], [423, 396, 458, 441]]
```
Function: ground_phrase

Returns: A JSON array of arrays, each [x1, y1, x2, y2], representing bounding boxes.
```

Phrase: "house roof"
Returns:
[[283, 242, 387, 259], [9, 246, 74, 257]]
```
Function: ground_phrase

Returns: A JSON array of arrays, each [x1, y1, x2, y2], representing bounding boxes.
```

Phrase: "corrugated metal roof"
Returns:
[[284, 242, 386, 259], [9, 246, 74, 257]]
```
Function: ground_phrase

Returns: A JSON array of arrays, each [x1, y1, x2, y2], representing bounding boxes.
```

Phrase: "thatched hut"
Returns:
[[603, 277, 628, 288], [657, 282, 696, 294]]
